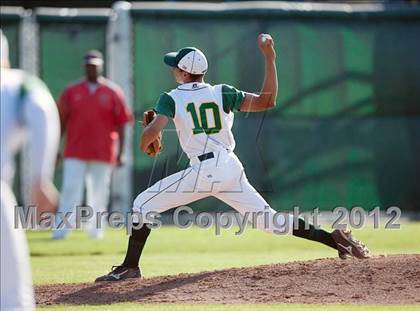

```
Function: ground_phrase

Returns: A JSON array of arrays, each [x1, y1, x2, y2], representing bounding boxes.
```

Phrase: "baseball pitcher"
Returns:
[[96, 34, 370, 282]]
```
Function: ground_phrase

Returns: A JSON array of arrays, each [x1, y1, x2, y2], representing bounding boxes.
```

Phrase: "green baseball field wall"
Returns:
[[0, 8, 20, 68], [1, 4, 419, 213], [37, 11, 108, 99], [132, 5, 420, 212]]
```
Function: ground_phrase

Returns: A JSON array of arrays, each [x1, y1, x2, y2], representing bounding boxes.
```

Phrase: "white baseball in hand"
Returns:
[[258, 33, 276, 59], [261, 34, 271, 44]]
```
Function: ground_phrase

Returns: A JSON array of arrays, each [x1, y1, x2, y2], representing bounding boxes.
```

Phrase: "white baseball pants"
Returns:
[[133, 150, 293, 234], [1, 181, 35, 310], [52, 159, 112, 239]]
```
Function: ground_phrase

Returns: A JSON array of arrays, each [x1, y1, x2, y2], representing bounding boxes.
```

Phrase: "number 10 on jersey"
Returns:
[[186, 102, 222, 135]]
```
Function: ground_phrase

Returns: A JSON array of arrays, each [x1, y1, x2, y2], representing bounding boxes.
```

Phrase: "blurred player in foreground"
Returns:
[[52, 50, 133, 240], [0, 30, 60, 310], [96, 34, 370, 282]]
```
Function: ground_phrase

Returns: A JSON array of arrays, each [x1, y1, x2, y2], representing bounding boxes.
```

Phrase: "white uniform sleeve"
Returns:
[[22, 80, 60, 183]]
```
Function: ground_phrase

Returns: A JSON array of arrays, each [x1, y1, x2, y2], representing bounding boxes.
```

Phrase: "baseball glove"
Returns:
[[143, 110, 162, 157]]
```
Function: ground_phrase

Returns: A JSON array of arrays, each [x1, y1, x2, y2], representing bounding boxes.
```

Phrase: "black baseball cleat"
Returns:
[[332, 229, 370, 259], [95, 265, 141, 282]]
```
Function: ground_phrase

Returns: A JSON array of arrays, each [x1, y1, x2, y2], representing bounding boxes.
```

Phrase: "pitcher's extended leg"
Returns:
[[95, 167, 209, 282], [215, 175, 338, 249]]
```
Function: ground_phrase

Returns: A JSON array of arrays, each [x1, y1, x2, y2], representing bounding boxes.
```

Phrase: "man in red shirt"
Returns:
[[52, 50, 133, 240]]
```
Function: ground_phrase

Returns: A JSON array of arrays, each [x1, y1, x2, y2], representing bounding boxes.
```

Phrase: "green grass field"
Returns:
[[30, 222, 420, 310]]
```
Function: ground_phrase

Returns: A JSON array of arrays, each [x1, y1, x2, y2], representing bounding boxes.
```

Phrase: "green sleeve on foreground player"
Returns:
[[221, 84, 246, 113], [155, 93, 176, 118], [19, 73, 51, 102]]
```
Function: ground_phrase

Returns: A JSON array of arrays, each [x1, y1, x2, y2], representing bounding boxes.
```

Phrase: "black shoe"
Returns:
[[95, 265, 141, 282], [332, 229, 370, 259]]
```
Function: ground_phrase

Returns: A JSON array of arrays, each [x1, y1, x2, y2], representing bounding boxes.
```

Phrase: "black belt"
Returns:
[[198, 152, 214, 162]]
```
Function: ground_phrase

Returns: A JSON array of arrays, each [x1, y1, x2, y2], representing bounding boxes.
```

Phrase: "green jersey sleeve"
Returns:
[[20, 74, 50, 101], [221, 84, 246, 113], [155, 93, 175, 118]]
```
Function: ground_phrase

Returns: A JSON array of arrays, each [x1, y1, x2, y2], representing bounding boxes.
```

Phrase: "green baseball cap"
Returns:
[[164, 47, 208, 75]]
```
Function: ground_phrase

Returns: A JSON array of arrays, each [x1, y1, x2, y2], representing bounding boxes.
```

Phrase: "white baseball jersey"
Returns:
[[1, 68, 60, 185], [155, 82, 245, 159], [133, 81, 293, 235], [1, 68, 59, 311]]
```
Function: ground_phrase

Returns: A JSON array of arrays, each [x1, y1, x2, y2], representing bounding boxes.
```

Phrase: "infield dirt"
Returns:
[[36, 254, 420, 306]]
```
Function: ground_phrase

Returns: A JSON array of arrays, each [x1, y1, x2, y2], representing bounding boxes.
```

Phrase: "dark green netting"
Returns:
[[133, 16, 420, 212], [1, 21, 19, 68], [39, 22, 107, 99], [2, 6, 418, 212]]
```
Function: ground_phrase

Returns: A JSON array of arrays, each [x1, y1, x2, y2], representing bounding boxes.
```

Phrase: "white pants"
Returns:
[[133, 151, 293, 234], [1, 181, 35, 311], [53, 159, 112, 239]]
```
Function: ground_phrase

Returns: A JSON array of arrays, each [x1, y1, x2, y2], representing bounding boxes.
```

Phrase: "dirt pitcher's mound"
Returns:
[[36, 254, 420, 306]]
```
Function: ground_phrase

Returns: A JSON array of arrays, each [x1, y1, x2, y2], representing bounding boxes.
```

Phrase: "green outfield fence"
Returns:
[[1, 2, 420, 213], [1, 7, 21, 68], [37, 8, 109, 98]]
